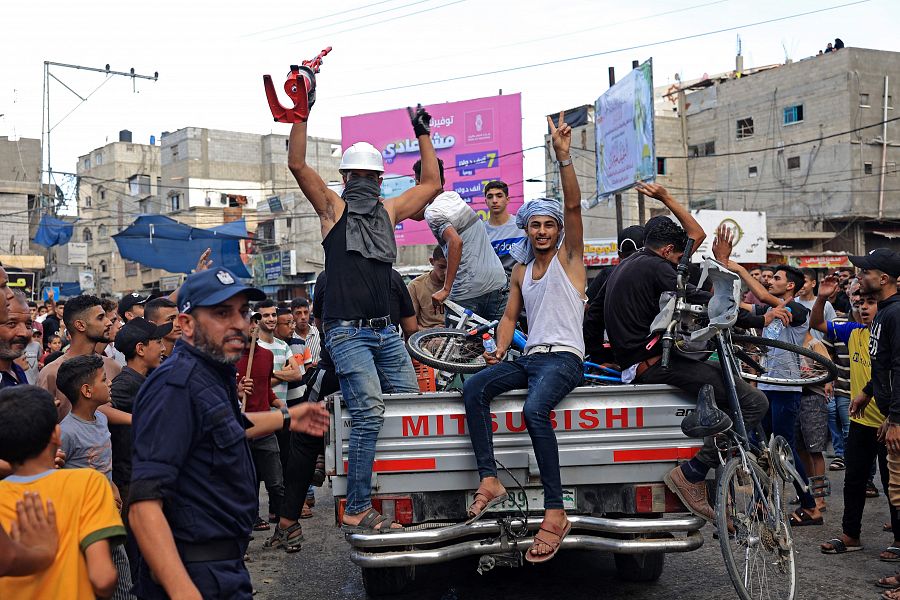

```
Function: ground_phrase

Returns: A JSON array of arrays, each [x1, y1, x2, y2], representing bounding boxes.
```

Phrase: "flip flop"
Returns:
[[877, 576, 900, 589], [881, 547, 900, 562], [525, 520, 572, 564], [789, 508, 823, 527], [821, 537, 863, 554], [465, 490, 509, 524]]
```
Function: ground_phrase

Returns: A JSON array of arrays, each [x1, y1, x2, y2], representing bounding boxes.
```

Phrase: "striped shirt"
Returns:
[[827, 317, 851, 398], [294, 325, 321, 365]]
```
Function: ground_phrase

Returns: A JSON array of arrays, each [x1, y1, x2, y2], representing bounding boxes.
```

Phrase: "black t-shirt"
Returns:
[[314, 270, 414, 329], [586, 267, 614, 305]]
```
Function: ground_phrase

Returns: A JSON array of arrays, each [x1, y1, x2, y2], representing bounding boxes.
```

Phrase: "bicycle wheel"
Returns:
[[406, 328, 487, 374], [717, 457, 796, 600], [731, 334, 837, 387]]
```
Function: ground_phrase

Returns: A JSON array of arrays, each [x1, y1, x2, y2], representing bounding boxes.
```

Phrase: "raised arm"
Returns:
[[288, 120, 343, 229], [811, 275, 839, 333], [636, 182, 706, 252], [387, 106, 443, 224], [549, 112, 584, 270]]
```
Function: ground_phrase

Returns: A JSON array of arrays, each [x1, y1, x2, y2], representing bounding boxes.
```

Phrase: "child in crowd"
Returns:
[[0, 385, 123, 598], [57, 354, 135, 599], [40, 334, 62, 368]]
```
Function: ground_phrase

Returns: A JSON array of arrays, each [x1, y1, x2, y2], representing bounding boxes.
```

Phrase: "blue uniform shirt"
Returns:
[[130, 339, 257, 596]]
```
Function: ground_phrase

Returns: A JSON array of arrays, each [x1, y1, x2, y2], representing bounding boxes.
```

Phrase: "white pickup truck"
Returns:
[[324, 384, 707, 597]]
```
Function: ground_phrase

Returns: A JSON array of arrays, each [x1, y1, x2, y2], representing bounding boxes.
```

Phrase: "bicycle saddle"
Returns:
[[681, 384, 732, 438]]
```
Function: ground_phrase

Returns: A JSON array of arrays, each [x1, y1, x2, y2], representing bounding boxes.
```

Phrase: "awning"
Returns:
[[872, 230, 900, 240], [112, 215, 251, 277], [0, 254, 46, 270]]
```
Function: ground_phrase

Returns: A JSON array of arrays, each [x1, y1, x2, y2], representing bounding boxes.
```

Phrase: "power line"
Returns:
[[243, 0, 401, 37], [334, 0, 870, 97]]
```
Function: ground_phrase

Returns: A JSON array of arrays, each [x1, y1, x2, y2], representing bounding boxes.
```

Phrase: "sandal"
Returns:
[[265, 522, 304, 553], [882, 546, 900, 562], [877, 575, 900, 589], [341, 508, 403, 533], [881, 587, 900, 600], [465, 487, 509, 524], [300, 503, 313, 519], [829, 457, 846, 471], [524, 520, 572, 564], [789, 507, 823, 527], [253, 517, 271, 531], [312, 454, 327, 487], [868, 482, 881, 498], [820, 537, 863, 554]]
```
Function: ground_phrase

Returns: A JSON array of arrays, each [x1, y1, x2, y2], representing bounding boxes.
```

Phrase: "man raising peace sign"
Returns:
[[461, 112, 586, 563]]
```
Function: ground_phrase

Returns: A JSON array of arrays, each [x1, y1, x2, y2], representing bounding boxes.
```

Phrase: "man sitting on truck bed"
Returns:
[[599, 192, 770, 524], [462, 112, 585, 564]]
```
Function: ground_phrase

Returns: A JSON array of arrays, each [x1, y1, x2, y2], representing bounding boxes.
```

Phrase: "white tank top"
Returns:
[[522, 255, 586, 357]]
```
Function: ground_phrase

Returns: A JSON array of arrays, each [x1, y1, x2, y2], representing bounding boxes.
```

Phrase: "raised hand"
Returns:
[[818, 275, 839, 299], [195, 248, 213, 273], [634, 182, 672, 202], [547, 111, 572, 158], [712, 222, 735, 263], [408, 104, 431, 138]]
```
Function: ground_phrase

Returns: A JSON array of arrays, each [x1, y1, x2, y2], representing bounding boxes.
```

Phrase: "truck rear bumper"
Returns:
[[348, 514, 705, 568]]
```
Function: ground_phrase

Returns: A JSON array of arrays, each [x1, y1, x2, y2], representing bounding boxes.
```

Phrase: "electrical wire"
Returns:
[[333, 0, 871, 97], [243, 0, 401, 37]]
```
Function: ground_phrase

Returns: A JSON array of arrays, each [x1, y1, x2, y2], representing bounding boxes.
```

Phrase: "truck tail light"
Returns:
[[335, 496, 414, 526], [634, 484, 686, 514]]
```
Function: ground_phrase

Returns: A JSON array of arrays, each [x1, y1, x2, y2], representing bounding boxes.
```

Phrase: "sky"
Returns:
[[1, 0, 895, 208]]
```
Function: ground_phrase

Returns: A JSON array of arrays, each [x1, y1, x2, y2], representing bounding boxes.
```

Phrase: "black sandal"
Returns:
[[253, 517, 271, 531], [265, 522, 303, 553], [341, 509, 402, 533], [789, 507, 823, 527]]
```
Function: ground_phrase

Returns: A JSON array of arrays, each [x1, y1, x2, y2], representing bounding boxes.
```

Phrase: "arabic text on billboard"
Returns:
[[263, 252, 282, 281], [595, 59, 655, 199], [341, 94, 524, 246], [583, 239, 619, 267], [690, 210, 767, 263]]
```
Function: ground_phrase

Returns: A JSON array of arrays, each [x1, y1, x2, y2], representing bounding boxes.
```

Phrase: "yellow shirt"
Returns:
[[0, 468, 125, 600], [848, 327, 886, 428]]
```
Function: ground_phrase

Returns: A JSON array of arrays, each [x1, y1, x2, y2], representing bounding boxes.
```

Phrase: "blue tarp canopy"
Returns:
[[32, 214, 75, 247], [113, 215, 251, 277]]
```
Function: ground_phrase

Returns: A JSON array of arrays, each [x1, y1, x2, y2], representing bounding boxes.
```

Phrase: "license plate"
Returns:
[[466, 488, 576, 513]]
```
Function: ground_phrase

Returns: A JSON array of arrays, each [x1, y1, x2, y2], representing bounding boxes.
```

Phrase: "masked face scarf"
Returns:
[[342, 174, 397, 263]]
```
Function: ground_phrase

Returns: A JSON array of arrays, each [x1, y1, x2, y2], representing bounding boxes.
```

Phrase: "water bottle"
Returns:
[[765, 306, 791, 339], [482, 333, 497, 354]]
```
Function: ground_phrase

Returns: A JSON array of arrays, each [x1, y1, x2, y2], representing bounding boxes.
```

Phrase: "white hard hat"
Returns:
[[340, 142, 384, 174]]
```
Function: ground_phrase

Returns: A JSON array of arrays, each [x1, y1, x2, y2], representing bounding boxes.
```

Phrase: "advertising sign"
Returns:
[[342, 94, 524, 245], [791, 255, 850, 269], [595, 59, 655, 200], [68, 242, 88, 265], [583, 239, 619, 267], [78, 270, 95, 291], [690, 210, 768, 263], [159, 275, 182, 292], [263, 251, 282, 281], [5, 271, 36, 300]]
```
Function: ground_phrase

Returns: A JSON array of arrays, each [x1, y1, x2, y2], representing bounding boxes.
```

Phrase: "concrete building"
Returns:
[[76, 131, 162, 296], [0, 136, 51, 293], [75, 127, 342, 297]]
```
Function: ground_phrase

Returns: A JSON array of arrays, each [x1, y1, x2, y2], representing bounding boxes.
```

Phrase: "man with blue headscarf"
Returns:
[[462, 112, 586, 564]]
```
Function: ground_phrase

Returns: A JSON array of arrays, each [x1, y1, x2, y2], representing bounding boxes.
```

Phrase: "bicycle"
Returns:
[[406, 299, 621, 387], [664, 242, 835, 600]]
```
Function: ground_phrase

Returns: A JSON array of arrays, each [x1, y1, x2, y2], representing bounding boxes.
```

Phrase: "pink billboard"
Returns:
[[341, 93, 523, 246]]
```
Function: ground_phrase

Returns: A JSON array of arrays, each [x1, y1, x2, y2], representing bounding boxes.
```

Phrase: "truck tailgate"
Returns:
[[327, 384, 702, 497]]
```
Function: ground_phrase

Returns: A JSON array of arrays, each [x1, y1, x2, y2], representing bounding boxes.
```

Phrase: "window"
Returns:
[[860, 93, 870, 107], [171, 145, 179, 159], [889, 162, 897, 176], [82, 228, 93, 244], [689, 197, 717, 210], [787, 156, 801, 170], [736, 117, 754, 139], [83, 158, 90, 170], [99, 190, 106, 201], [95, 153, 103, 166], [99, 260, 108, 274], [705, 141, 716, 156], [865, 162, 874, 175], [170, 194, 182, 211], [285, 217, 293, 229], [84, 195, 92, 208], [129, 174, 151, 196], [98, 224, 107, 239], [748, 166, 758, 178], [656, 157, 667, 175], [783, 105, 804, 125], [687, 141, 715, 157]]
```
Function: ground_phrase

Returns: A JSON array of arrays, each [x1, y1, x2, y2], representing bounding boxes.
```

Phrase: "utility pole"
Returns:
[[633, 59, 646, 226], [609, 66, 623, 236]]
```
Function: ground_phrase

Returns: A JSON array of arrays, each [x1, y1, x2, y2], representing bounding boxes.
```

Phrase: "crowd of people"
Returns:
[[2, 100, 900, 599]]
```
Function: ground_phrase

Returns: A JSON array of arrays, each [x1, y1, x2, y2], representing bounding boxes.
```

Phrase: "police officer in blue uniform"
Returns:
[[128, 267, 329, 599]]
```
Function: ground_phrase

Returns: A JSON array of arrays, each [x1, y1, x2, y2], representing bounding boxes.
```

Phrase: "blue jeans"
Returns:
[[828, 395, 851, 458], [463, 352, 583, 510], [324, 324, 418, 514], [764, 390, 816, 510], [453, 284, 510, 323]]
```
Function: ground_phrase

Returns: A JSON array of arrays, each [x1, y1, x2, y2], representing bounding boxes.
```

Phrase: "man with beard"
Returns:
[[288, 102, 441, 531], [127, 267, 329, 600], [145, 297, 180, 360], [35, 295, 123, 421], [0, 291, 33, 388]]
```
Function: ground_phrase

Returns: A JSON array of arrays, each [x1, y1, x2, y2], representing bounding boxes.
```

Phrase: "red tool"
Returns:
[[263, 47, 332, 123]]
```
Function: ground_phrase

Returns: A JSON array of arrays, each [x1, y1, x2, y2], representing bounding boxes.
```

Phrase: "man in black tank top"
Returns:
[[287, 102, 442, 532]]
